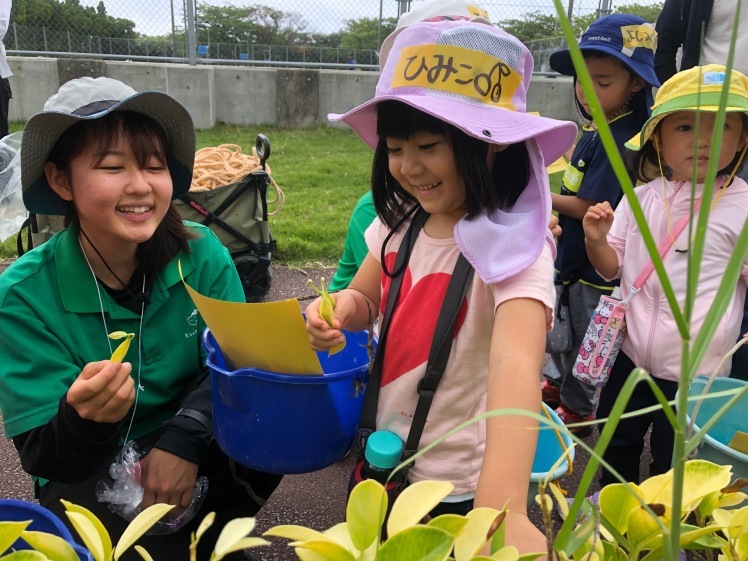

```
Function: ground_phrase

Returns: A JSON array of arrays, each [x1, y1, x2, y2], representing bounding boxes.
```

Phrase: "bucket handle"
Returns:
[[542, 404, 574, 479]]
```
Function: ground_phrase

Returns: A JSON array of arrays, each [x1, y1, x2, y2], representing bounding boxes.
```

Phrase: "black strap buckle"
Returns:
[[416, 377, 435, 397]]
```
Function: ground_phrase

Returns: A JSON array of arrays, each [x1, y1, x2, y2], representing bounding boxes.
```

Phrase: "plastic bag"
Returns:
[[96, 441, 209, 535], [0, 131, 25, 242]]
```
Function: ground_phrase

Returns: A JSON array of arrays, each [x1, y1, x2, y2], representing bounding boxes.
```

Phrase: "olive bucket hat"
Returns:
[[22, 76, 196, 216]]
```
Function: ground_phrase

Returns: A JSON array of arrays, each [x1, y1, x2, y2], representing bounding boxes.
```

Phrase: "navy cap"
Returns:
[[550, 13, 660, 88]]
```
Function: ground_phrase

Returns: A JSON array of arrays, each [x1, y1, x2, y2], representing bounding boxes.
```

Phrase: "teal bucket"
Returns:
[[683, 376, 748, 479], [528, 403, 575, 506], [205, 328, 370, 474]]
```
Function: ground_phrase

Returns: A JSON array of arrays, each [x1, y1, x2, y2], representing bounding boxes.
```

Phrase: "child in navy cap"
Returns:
[[542, 14, 660, 433]]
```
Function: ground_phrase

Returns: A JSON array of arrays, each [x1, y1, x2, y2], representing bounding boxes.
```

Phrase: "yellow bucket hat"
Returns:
[[626, 64, 748, 150]]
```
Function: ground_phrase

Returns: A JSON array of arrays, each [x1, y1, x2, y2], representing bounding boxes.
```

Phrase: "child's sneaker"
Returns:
[[541, 379, 561, 408], [555, 403, 595, 436]]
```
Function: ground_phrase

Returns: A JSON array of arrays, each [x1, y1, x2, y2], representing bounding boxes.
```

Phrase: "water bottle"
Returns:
[[362, 430, 404, 484]]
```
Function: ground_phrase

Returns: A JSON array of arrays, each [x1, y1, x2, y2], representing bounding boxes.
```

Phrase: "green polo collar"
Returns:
[[57, 222, 196, 316]]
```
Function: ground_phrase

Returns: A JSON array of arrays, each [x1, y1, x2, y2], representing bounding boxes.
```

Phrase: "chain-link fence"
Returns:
[[7, 0, 661, 68]]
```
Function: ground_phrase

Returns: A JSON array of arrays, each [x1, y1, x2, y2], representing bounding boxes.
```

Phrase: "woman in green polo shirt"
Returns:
[[0, 77, 281, 560]]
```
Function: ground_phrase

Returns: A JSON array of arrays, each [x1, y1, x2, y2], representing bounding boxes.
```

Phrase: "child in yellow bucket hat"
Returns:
[[583, 64, 748, 486]]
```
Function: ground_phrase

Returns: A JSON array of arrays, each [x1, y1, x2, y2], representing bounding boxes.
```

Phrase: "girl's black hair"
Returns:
[[371, 100, 530, 229], [627, 113, 748, 183], [45, 111, 195, 281]]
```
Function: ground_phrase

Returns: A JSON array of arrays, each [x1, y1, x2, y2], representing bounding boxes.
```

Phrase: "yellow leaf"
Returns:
[[2, 551, 50, 559], [490, 545, 520, 561], [377, 526, 453, 561], [427, 514, 469, 538], [213, 517, 257, 559], [109, 332, 134, 362], [387, 480, 453, 538], [113, 504, 174, 560], [598, 483, 642, 535], [324, 523, 360, 554], [20, 530, 79, 561], [294, 538, 356, 561], [0, 521, 31, 555], [347, 479, 387, 551], [213, 537, 270, 559], [264, 525, 326, 542], [65, 511, 107, 561], [194, 512, 215, 544], [61, 500, 112, 560], [328, 339, 346, 357], [133, 544, 155, 561], [454, 508, 502, 561]]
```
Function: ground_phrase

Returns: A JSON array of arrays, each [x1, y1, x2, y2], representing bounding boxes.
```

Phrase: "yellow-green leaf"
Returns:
[[347, 479, 386, 550], [295, 547, 332, 561], [0, 521, 31, 555], [113, 503, 174, 560], [294, 538, 356, 561], [61, 500, 112, 560], [133, 544, 154, 561], [264, 525, 327, 543], [627, 505, 664, 546], [65, 512, 107, 561], [387, 480, 453, 538], [323, 523, 357, 551], [213, 517, 256, 559], [377, 526, 453, 561], [20, 530, 79, 561], [489, 545, 519, 561], [714, 506, 748, 540], [454, 508, 502, 561], [194, 512, 215, 544], [108, 332, 134, 362], [718, 491, 748, 509], [427, 514, 469, 538], [598, 483, 642, 535]]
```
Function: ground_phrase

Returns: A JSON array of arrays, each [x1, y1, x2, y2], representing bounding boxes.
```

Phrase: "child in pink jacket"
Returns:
[[583, 64, 748, 485]]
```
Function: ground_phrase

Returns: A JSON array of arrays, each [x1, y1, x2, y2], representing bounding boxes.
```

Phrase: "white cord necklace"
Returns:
[[79, 237, 145, 444]]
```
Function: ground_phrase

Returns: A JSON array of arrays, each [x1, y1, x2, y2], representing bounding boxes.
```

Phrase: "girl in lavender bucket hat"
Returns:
[[306, 18, 576, 556]]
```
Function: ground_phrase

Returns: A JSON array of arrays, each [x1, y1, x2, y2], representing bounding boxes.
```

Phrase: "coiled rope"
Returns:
[[189, 144, 285, 215]]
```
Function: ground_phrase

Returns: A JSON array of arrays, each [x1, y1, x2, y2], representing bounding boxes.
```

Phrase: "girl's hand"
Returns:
[[305, 291, 355, 351], [139, 448, 199, 509], [67, 361, 135, 423], [504, 511, 550, 560], [548, 214, 562, 239], [582, 202, 615, 242]]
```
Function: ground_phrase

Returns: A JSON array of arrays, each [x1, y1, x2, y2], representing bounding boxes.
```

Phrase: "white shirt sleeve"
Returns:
[[0, 0, 11, 41]]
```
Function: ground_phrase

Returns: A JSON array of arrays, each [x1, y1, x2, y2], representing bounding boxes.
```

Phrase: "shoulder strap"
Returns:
[[356, 207, 476, 470], [402, 253, 474, 462], [358, 208, 428, 440]]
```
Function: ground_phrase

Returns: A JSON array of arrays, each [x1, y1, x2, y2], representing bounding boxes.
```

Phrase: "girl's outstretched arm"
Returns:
[[583, 202, 619, 279], [476, 296, 548, 558], [306, 254, 382, 351]]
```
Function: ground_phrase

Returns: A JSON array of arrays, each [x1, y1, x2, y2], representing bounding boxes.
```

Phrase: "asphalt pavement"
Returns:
[[0, 260, 652, 560]]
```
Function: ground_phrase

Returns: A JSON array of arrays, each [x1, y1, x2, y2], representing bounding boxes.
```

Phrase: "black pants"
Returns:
[[38, 439, 282, 561], [596, 351, 679, 486], [0, 77, 10, 138]]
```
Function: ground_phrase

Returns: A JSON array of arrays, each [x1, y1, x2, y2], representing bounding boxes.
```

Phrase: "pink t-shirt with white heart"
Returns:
[[365, 217, 554, 495]]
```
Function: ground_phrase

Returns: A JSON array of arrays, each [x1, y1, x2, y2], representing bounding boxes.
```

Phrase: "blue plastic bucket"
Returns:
[[0, 499, 93, 561], [205, 328, 370, 474], [528, 404, 576, 505], [683, 376, 748, 479]]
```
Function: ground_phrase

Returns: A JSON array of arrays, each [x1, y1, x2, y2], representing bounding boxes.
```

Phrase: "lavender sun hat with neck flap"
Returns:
[[328, 19, 577, 283]]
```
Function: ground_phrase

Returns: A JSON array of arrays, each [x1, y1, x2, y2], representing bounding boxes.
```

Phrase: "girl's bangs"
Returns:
[[87, 112, 168, 167], [376, 100, 448, 140]]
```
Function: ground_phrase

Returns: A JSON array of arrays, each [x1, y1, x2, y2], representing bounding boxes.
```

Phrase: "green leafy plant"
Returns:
[[0, 501, 268, 561], [266, 479, 544, 561]]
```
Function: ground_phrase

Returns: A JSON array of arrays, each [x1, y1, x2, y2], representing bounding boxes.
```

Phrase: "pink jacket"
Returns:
[[604, 176, 748, 382]]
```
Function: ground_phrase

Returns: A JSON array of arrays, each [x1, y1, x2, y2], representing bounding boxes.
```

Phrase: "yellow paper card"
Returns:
[[179, 263, 323, 375], [528, 112, 568, 175], [728, 431, 748, 455]]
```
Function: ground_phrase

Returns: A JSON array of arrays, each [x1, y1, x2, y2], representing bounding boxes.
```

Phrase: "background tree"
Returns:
[[500, 2, 663, 44], [340, 16, 397, 51]]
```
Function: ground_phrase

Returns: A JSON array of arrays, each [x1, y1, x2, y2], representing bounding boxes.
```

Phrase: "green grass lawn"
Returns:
[[1, 122, 563, 266]]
